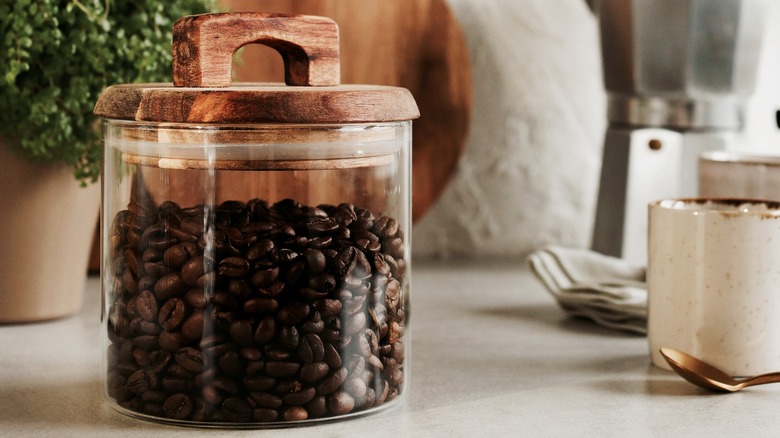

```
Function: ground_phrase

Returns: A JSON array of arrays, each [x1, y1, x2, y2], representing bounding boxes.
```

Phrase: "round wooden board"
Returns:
[[221, 0, 472, 222], [88, 1, 471, 271]]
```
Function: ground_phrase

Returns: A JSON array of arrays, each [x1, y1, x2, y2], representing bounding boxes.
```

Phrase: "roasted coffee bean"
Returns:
[[314, 299, 342, 317], [154, 273, 186, 301], [252, 408, 279, 422], [283, 387, 316, 406], [158, 331, 185, 353], [303, 249, 326, 273], [162, 377, 192, 393], [175, 347, 204, 373], [159, 298, 186, 331], [249, 392, 282, 409], [254, 315, 276, 344], [327, 390, 355, 415], [306, 236, 332, 250], [127, 370, 152, 395], [305, 396, 327, 418], [300, 362, 330, 383], [132, 335, 158, 351], [277, 302, 310, 326], [250, 267, 279, 288], [298, 334, 325, 363], [244, 375, 275, 392], [163, 242, 195, 268], [181, 255, 206, 286], [236, 347, 260, 362], [246, 239, 274, 260], [181, 310, 204, 342], [163, 393, 192, 420], [278, 325, 300, 350], [107, 198, 407, 422], [323, 343, 342, 369], [184, 289, 208, 309], [229, 320, 254, 347], [136, 290, 157, 322], [265, 361, 300, 378], [316, 367, 347, 395], [244, 298, 278, 315], [222, 397, 251, 422], [219, 256, 250, 278]]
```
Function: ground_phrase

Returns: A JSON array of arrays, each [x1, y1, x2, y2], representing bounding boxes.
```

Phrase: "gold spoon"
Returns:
[[659, 347, 780, 392]]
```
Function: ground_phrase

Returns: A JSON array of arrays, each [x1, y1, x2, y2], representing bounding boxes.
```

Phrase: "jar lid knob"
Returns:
[[172, 12, 341, 88]]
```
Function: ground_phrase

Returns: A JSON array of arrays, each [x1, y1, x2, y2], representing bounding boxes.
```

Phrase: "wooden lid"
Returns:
[[94, 13, 419, 124]]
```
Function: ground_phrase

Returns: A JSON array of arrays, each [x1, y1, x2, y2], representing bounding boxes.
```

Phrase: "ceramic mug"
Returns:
[[647, 198, 780, 376], [699, 151, 780, 200]]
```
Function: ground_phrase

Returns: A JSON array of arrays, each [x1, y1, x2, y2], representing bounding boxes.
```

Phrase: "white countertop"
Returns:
[[2, 261, 779, 437]]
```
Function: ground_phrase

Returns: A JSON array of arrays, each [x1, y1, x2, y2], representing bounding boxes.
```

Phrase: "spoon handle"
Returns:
[[746, 371, 780, 387]]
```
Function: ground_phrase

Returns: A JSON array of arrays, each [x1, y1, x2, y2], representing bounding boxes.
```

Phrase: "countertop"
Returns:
[[2, 261, 779, 437]]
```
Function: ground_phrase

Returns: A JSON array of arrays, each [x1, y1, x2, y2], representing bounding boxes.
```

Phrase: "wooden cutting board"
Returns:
[[222, 0, 472, 221], [88, 0, 471, 271]]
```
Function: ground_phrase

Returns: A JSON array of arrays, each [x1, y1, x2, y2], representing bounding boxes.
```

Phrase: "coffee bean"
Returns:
[[298, 334, 325, 363], [181, 255, 206, 286], [252, 408, 278, 422], [265, 361, 300, 378], [278, 325, 300, 350], [163, 393, 192, 420], [244, 375, 276, 392], [248, 392, 282, 409], [282, 406, 308, 422], [283, 387, 316, 406], [107, 197, 407, 423], [219, 256, 250, 278], [158, 331, 185, 353], [316, 367, 347, 395], [158, 298, 185, 331], [163, 242, 195, 268], [175, 347, 204, 373], [254, 315, 276, 344], [300, 362, 330, 383], [154, 273, 186, 301], [162, 377, 191, 393], [303, 249, 326, 273], [181, 310, 204, 341], [305, 396, 327, 418], [136, 290, 157, 322], [127, 369, 151, 395], [229, 320, 254, 347], [327, 390, 355, 415], [222, 397, 251, 422], [277, 302, 310, 325]]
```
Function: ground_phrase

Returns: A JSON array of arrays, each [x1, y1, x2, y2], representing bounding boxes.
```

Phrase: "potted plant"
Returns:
[[0, 0, 213, 322]]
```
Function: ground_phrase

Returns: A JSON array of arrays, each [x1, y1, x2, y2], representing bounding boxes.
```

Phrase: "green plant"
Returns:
[[0, 0, 214, 183]]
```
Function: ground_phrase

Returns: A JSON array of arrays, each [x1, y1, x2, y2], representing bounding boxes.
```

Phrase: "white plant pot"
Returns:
[[0, 142, 99, 323]]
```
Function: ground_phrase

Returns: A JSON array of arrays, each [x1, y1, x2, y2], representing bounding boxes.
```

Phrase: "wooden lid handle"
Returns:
[[173, 13, 340, 87]]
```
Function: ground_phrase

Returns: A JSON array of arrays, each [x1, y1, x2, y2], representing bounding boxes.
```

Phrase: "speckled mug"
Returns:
[[648, 199, 780, 376], [699, 152, 780, 200]]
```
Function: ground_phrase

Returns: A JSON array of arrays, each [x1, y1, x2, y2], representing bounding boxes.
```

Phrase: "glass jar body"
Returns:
[[101, 121, 411, 426]]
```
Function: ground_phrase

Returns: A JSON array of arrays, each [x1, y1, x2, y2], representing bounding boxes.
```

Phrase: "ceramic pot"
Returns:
[[0, 141, 99, 323]]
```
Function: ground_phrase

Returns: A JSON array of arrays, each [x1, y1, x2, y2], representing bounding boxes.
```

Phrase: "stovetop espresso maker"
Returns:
[[590, 0, 768, 263]]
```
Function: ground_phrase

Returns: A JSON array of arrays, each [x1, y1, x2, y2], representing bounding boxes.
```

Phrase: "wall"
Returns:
[[413, 0, 780, 260], [413, 0, 606, 259]]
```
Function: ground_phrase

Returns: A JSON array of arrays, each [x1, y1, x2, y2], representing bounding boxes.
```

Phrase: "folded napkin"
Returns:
[[527, 245, 647, 335]]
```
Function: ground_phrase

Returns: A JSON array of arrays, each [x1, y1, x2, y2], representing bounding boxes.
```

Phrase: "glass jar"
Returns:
[[95, 12, 417, 427]]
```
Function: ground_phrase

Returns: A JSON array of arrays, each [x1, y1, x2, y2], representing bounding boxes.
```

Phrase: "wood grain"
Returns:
[[221, 0, 472, 222], [89, 2, 472, 272], [173, 12, 340, 87]]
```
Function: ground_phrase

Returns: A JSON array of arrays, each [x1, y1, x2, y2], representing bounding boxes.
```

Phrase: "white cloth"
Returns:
[[527, 245, 647, 335]]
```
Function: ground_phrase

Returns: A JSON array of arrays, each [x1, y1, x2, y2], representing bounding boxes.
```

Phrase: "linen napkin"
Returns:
[[527, 245, 647, 335]]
